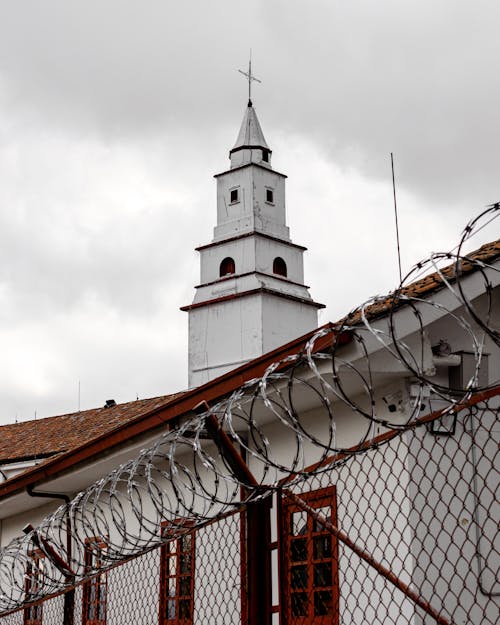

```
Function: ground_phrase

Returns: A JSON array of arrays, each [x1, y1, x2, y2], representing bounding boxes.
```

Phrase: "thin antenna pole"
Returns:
[[391, 153, 403, 284], [34, 409, 38, 465], [78, 380, 81, 412]]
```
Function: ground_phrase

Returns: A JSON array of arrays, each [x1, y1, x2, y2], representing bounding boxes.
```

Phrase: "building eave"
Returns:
[[195, 231, 306, 252], [193, 271, 311, 290], [214, 162, 287, 179], [180, 287, 326, 312], [0, 451, 61, 465], [229, 144, 273, 155]]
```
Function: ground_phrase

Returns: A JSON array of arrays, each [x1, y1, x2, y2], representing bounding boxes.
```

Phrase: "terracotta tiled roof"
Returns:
[[0, 393, 184, 464], [339, 239, 500, 326]]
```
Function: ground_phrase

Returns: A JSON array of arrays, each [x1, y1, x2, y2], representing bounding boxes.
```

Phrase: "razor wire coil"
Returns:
[[0, 204, 498, 614]]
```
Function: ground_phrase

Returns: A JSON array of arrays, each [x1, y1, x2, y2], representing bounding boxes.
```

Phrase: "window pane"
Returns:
[[180, 553, 192, 574], [167, 576, 176, 596], [291, 538, 307, 562], [98, 594, 106, 619], [291, 565, 308, 590], [314, 590, 333, 616], [167, 596, 176, 620], [291, 510, 307, 535], [179, 576, 191, 596], [313, 535, 331, 559], [180, 534, 192, 552], [98, 579, 107, 614], [168, 555, 177, 576], [179, 599, 191, 619], [313, 506, 331, 532], [313, 562, 332, 587], [291, 592, 308, 617]]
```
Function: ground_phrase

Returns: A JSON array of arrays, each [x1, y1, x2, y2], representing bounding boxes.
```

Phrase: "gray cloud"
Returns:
[[0, 1, 497, 205], [0, 1, 498, 424]]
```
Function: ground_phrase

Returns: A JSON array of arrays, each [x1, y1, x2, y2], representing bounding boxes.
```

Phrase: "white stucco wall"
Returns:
[[188, 292, 319, 388], [197, 236, 306, 291], [214, 166, 288, 242]]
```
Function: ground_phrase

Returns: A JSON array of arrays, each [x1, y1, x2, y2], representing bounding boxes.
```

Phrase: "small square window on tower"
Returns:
[[266, 189, 274, 204], [262, 149, 269, 162], [230, 188, 239, 204]]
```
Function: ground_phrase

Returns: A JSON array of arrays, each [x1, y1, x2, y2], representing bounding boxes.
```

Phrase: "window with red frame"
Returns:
[[159, 523, 195, 625], [219, 257, 236, 277], [281, 487, 339, 625], [273, 257, 287, 277], [24, 551, 44, 625], [82, 538, 107, 625]]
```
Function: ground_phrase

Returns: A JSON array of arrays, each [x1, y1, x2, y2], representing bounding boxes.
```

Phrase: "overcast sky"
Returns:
[[0, 1, 498, 425]]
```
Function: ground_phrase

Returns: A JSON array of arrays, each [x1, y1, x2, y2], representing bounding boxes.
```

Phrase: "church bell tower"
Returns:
[[182, 72, 324, 388]]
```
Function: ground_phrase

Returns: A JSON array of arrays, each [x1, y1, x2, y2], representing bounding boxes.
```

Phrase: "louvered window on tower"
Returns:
[[220, 257, 236, 277], [266, 189, 274, 203], [230, 189, 239, 203], [273, 257, 287, 277]]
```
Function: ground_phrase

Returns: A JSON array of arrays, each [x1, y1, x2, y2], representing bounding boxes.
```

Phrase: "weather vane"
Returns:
[[238, 50, 261, 105]]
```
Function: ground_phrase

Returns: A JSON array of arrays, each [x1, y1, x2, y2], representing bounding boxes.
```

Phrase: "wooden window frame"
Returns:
[[82, 537, 107, 625], [280, 486, 339, 625], [159, 522, 196, 625], [24, 550, 44, 625]]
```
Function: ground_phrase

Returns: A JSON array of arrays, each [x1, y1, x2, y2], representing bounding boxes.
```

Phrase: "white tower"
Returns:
[[182, 93, 324, 388]]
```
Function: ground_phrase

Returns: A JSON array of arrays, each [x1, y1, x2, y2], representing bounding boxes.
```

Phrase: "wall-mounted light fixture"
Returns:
[[432, 339, 452, 357], [428, 398, 457, 436]]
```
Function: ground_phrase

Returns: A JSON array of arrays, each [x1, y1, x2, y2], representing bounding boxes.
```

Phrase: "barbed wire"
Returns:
[[0, 204, 498, 614]]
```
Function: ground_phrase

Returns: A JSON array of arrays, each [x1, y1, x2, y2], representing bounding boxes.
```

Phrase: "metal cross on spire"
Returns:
[[238, 51, 261, 105]]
